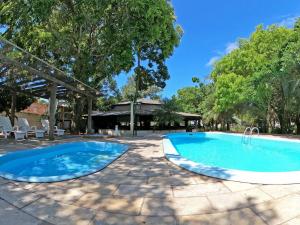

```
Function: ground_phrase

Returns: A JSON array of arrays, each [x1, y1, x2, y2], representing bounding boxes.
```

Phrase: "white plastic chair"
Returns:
[[0, 116, 26, 140], [17, 118, 46, 138], [41, 119, 65, 136]]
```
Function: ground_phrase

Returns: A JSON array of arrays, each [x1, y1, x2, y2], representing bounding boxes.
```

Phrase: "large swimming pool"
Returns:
[[0, 141, 128, 182], [164, 132, 300, 184]]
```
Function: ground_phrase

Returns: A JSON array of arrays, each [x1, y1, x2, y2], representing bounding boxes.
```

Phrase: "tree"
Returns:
[[273, 19, 300, 133], [210, 25, 293, 132], [113, 0, 182, 135], [1, 0, 182, 133], [154, 98, 182, 129], [174, 86, 202, 114], [121, 74, 162, 101], [0, 87, 34, 122], [1, 0, 134, 131]]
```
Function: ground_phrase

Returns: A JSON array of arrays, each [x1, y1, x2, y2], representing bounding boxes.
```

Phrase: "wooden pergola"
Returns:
[[0, 38, 99, 139]]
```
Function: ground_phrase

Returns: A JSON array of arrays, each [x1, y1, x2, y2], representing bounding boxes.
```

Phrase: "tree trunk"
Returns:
[[49, 83, 57, 140], [10, 91, 16, 126], [226, 122, 230, 131], [132, 50, 141, 136], [72, 97, 85, 134], [296, 115, 300, 135]]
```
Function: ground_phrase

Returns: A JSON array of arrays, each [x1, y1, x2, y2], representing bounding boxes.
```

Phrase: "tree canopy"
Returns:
[[0, 0, 181, 131], [173, 20, 300, 134]]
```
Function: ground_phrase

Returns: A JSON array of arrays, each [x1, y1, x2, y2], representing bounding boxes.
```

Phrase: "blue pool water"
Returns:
[[167, 133, 300, 172], [0, 141, 128, 182]]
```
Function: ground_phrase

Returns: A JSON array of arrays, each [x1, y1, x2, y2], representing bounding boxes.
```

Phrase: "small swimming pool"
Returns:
[[0, 141, 128, 182], [164, 132, 300, 184]]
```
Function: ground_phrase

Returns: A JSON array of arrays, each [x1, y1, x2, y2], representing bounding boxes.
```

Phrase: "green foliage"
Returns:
[[154, 98, 182, 127], [209, 23, 296, 132], [214, 73, 247, 113], [175, 86, 202, 114], [121, 74, 162, 101], [1, 0, 181, 132], [0, 89, 34, 116], [173, 20, 300, 133], [96, 96, 120, 112]]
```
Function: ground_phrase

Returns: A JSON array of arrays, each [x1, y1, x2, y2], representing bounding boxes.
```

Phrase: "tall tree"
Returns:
[[0, 0, 182, 133], [121, 74, 162, 101], [154, 98, 182, 129]]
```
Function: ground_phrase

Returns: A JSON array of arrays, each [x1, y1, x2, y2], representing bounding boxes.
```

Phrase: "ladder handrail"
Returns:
[[243, 127, 252, 136], [250, 127, 259, 136], [242, 126, 259, 144]]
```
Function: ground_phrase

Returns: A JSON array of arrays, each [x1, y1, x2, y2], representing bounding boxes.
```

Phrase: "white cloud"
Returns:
[[277, 16, 299, 28], [206, 56, 220, 67], [206, 41, 238, 67], [225, 42, 239, 54]]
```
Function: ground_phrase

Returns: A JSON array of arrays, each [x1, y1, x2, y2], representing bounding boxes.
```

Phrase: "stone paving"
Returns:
[[0, 136, 300, 224]]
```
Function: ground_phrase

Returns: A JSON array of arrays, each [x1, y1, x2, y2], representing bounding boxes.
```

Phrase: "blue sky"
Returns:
[[116, 0, 300, 97]]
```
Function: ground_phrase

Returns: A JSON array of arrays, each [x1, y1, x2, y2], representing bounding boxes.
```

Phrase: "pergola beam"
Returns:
[[0, 54, 94, 98], [87, 98, 93, 133]]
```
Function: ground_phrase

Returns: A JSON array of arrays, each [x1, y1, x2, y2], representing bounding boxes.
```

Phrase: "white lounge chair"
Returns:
[[0, 116, 26, 140], [41, 119, 65, 136], [17, 118, 46, 138]]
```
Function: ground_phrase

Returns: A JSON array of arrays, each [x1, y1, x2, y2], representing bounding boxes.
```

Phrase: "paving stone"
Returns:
[[4, 137, 300, 225], [114, 184, 172, 198], [178, 208, 266, 225], [65, 179, 118, 195], [0, 182, 41, 208], [222, 180, 258, 192], [259, 184, 300, 199], [92, 211, 176, 225], [40, 186, 86, 204], [282, 217, 300, 225], [169, 169, 196, 177], [252, 194, 300, 225], [73, 193, 144, 216], [128, 168, 171, 177], [173, 183, 230, 197], [98, 174, 148, 185], [79, 172, 104, 181], [148, 175, 197, 186], [98, 167, 130, 176], [208, 188, 272, 211], [23, 198, 95, 225], [13, 182, 41, 190], [0, 199, 42, 225], [141, 197, 212, 216]]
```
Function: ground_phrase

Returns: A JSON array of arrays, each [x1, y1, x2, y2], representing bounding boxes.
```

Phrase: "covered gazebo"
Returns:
[[0, 38, 99, 139]]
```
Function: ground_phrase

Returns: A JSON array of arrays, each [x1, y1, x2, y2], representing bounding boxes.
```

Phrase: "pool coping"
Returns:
[[0, 141, 129, 183], [163, 132, 300, 184]]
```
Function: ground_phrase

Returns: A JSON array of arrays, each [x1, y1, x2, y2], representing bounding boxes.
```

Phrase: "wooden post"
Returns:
[[49, 83, 57, 140], [130, 101, 134, 136], [62, 105, 65, 129], [10, 91, 16, 126], [87, 98, 93, 134]]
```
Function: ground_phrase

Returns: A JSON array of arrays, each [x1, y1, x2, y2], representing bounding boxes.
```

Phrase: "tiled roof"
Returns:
[[113, 98, 162, 106], [21, 102, 48, 115]]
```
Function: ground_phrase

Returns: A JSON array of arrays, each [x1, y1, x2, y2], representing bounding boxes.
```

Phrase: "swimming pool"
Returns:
[[0, 141, 128, 182], [164, 132, 300, 184]]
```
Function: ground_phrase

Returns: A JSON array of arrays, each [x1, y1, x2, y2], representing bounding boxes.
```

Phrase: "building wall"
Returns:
[[0, 112, 43, 128], [15, 112, 44, 128]]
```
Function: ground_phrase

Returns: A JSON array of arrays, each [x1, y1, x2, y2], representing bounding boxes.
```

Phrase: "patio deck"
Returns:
[[0, 136, 300, 225]]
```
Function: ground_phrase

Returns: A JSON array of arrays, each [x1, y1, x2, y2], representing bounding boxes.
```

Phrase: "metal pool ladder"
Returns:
[[242, 127, 259, 144]]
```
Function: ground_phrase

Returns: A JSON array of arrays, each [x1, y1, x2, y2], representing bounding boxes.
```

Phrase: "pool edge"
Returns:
[[163, 133, 300, 184], [0, 141, 129, 183]]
